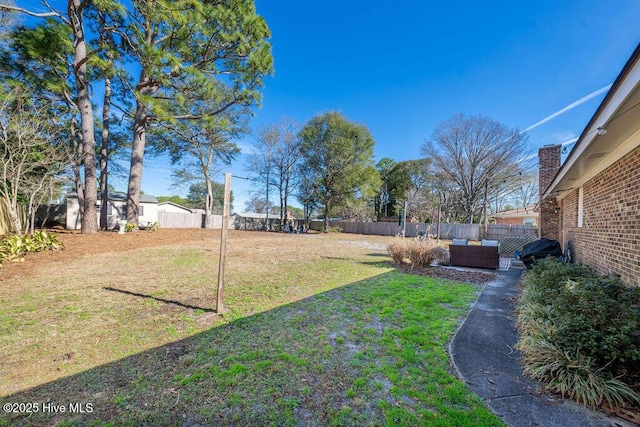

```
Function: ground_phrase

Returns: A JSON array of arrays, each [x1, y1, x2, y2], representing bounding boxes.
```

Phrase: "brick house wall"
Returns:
[[496, 217, 527, 225], [560, 145, 640, 285], [538, 145, 561, 241], [495, 216, 538, 225]]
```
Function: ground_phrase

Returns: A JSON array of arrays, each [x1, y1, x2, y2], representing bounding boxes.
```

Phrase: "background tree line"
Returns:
[[245, 112, 536, 230]]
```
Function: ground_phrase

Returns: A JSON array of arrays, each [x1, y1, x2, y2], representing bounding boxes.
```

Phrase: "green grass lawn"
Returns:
[[0, 231, 503, 426]]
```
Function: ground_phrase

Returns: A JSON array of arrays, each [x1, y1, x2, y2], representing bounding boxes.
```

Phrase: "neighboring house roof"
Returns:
[[158, 201, 193, 212], [66, 191, 158, 204], [545, 42, 640, 200], [492, 205, 538, 219]]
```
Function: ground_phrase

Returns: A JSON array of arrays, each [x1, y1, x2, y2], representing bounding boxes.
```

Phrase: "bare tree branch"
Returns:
[[0, 3, 59, 18], [422, 113, 532, 223]]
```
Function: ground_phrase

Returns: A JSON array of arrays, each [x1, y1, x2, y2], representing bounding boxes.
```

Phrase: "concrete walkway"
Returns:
[[449, 266, 633, 427]]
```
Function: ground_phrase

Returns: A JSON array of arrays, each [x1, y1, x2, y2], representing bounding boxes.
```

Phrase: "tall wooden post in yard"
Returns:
[[483, 179, 489, 239], [216, 172, 231, 313], [436, 202, 441, 244], [401, 200, 407, 239]]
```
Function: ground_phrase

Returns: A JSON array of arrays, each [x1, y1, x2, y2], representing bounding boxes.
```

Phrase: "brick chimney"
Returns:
[[538, 144, 561, 241]]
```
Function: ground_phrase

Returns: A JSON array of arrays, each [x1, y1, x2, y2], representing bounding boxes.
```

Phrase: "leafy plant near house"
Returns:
[[124, 222, 136, 232], [0, 230, 63, 265], [148, 222, 160, 232], [516, 258, 640, 409]]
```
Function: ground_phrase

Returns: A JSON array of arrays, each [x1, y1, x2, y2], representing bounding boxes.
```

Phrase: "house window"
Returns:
[[107, 203, 113, 215], [523, 218, 535, 226], [577, 187, 584, 228], [139, 205, 144, 217]]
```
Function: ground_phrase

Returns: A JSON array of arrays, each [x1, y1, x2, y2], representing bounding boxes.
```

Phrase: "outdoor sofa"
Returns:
[[449, 239, 499, 270]]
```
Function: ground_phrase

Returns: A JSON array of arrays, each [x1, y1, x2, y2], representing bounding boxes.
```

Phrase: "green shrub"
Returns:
[[555, 277, 640, 364], [148, 222, 160, 232], [521, 259, 640, 365], [124, 222, 136, 232], [517, 257, 640, 408], [0, 230, 63, 265], [32, 230, 63, 250]]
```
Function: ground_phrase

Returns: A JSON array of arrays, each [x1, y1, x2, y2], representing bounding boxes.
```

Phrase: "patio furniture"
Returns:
[[481, 239, 499, 247], [449, 241, 499, 269]]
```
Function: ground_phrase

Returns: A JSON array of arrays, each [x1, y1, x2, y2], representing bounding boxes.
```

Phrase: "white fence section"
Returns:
[[205, 215, 224, 229], [158, 212, 227, 229], [158, 212, 202, 228]]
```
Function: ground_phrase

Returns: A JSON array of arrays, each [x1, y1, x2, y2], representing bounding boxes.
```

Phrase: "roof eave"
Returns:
[[545, 43, 640, 199]]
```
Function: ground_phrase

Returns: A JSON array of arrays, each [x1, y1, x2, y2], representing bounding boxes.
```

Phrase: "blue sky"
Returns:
[[20, 1, 640, 209]]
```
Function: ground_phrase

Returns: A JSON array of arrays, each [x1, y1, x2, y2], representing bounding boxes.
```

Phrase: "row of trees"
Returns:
[[245, 112, 380, 231], [0, 0, 273, 233], [245, 112, 537, 229]]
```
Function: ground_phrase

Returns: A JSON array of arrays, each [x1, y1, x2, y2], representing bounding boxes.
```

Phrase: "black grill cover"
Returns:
[[521, 238, 562, 269]]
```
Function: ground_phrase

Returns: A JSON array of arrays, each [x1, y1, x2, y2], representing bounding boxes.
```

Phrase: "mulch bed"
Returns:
[[395, 264, 497, 285]]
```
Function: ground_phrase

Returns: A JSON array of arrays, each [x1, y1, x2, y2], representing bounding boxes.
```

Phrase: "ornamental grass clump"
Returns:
[[516, 257, 640, 409], [387, 238, 443, 269], [387, 239, 407, 266], [519, 340, 639, 409]]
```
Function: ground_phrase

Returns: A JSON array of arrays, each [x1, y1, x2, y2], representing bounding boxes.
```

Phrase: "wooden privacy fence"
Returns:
[[323, 221, 480, 240], [0, 198, 27, 235], [158, 212, 227, 229], [318, 220, 539, 257], [204, 214, 224, 229], [436, 223, 480, 241]]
